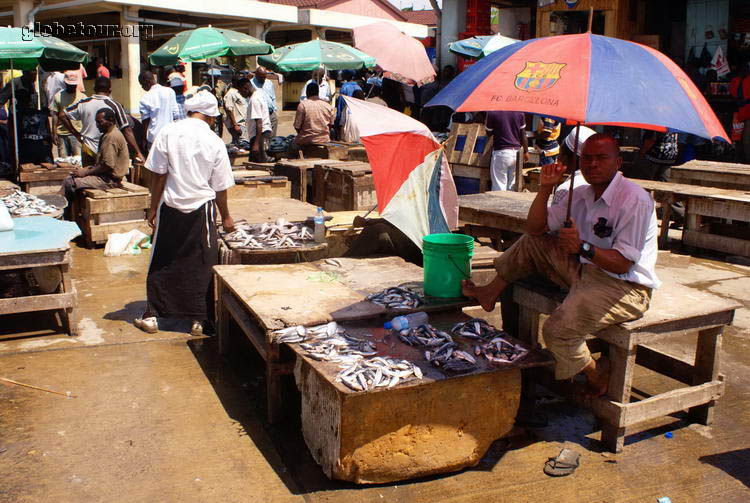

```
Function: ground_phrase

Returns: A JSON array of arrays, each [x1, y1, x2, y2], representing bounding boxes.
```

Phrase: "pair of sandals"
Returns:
[[134, 317, 203, 336], [544, 448, 580, 477]]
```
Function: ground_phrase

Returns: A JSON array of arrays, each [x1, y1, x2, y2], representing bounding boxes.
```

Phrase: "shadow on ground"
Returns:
[[700, 449, 750, 488]]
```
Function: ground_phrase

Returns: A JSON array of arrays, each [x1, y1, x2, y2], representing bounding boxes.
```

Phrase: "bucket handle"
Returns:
[[446, 254, 471, 280]]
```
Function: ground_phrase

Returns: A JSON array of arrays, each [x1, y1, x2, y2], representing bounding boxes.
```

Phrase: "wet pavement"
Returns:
[[1, 233, 749, 502]]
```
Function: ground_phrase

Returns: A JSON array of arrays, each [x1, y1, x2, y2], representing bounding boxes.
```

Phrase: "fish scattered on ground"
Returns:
[[336, 356, 423, 392], [366, 286, 422, 310], [452, 318, 529, 364], [223, 218, 314, 250], [1, 190, 59, 217], [395, 323, 478, 375]]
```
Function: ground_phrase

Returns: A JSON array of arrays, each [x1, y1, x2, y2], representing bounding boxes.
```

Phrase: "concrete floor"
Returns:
[[2, 233, 750, 502]]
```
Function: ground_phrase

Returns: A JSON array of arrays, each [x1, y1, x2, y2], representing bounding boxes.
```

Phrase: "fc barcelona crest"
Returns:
[[514, 61, 566, 92]]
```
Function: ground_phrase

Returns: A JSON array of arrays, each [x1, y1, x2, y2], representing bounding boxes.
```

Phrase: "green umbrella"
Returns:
[[258, 40, 376, 72], [0, 27, 89, 178], [0, 27, 88, 70], [148, 27, 273, 66]]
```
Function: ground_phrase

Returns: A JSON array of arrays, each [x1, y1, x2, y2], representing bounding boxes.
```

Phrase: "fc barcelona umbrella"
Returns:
[[426, 32, 729, 221], [342, 96, 458, 248], [427, 33, 728, 142]]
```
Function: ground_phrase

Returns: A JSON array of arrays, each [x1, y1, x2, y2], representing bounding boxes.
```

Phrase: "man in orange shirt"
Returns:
[[729, 63, 750, 162]]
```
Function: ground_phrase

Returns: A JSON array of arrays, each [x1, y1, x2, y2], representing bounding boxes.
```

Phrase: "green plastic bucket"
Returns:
[[422, 233, 474, 298]]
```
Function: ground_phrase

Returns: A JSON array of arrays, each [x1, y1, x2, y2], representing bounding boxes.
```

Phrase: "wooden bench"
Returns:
[[229, 170, 291, 200], [513, 277, 739, 452], [74, 181, 151, 248], [19, 162, 69, 195], [634, 179, 750, 256], [669, 160, 750, 191]]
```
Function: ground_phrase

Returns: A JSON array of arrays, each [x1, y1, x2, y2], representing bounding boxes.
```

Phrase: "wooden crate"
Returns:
[[274, 158, 350, 202], [444, 123, 492, 168], [300, 142, 358, 160], [19, 163, 69, 195], [313, 161, 376, 211], [76, 181, 151, 247], [229, 170, 291, 200]]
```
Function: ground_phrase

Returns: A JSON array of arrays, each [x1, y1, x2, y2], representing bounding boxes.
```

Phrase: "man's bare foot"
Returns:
[[461, 277, 507, 312], [582, 357, 610, 397]]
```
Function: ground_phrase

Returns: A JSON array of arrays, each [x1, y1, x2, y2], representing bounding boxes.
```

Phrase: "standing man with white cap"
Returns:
[[134, 91, 235, 336], [551, 125, 597, 205], [49, 71, 86, 157]]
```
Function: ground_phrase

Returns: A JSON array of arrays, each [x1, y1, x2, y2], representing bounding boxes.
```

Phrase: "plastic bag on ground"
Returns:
[[104, 229, 151, 256]]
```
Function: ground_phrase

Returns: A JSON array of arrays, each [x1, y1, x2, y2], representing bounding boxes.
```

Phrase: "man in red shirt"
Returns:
[[729, 64, 750, 162], [96, 58, 110, 79]]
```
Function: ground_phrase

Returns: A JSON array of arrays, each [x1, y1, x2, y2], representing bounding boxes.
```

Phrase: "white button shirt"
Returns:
[[551, 171, 588, 206], [145, 118, 234, 213], [547, 172, 660, 289], [140, 84, 180, 143], [247, 90, 272, 140]]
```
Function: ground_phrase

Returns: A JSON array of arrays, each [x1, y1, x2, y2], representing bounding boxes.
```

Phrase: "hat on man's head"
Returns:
[[563, 125, 597, 156], [184, 91, 220, 117], [169, 76, 184, 88], [63, 71, 79, 85]]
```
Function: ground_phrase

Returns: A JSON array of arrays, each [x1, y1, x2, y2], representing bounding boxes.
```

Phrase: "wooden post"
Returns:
[[601, 344, 637, 453], [688, 326, 722, 425], [515, 149, 524, 192]]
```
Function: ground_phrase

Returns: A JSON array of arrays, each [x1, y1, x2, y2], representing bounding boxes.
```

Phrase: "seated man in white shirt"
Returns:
[[462, 134, 660, 397]]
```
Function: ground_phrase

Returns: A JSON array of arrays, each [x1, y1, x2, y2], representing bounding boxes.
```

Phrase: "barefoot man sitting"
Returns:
[[462, 134, 660, 395]]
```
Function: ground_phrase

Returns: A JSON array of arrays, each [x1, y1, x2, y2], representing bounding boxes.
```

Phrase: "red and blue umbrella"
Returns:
[[427, 33, 728, 142], [343, 96, 458, 248]]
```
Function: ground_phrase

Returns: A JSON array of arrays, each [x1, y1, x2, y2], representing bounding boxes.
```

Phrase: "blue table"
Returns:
[[0, 217, 81, 336]]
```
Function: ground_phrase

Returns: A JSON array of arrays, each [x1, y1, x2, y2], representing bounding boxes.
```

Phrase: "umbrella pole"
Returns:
[[10, 59, 19, 180], [587, 7, 593, 33], [36, 65, 40, 109], [564, 122, 581, 226]]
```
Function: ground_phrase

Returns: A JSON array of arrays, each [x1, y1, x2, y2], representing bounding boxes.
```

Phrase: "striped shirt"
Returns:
[[65, 94, 129, 154]]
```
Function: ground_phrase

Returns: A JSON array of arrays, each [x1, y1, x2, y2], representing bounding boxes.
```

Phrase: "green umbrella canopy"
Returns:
[[149, 27, 273, 66], [259, 40, 376, 72], [0, 27, 88, 70]]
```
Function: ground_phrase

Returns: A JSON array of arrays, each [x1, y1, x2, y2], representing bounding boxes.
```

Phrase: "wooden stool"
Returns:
[[75, 181, 151, 248], [513, 277, 739, 452]]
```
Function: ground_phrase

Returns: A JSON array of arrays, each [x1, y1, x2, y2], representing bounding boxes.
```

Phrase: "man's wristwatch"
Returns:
[[579, 241, 595, 259]]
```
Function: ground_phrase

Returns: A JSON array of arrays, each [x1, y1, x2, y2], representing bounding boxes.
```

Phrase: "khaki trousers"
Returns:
[[494, 234, 652, 379]]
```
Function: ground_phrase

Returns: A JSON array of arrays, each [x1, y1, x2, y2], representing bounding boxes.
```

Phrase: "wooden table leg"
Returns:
[[658, 196, 672, 249], [60, 263, 78, 336], [216, 280, 230, 356], [601, 344, 636, 453], [266, 344, 283, 424], [688, 326, 722, 425]]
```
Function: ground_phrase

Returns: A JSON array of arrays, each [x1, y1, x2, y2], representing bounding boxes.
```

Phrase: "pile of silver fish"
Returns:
[[1, 190, 59, 217], [396, 323, 478, 375], [366, 286, 422, 310], [452, 318, 529, 364], [223, 218, 314, 250], [474, 336, 528, 364], [336, 356, 423, 392], [451, 318, 506, 340], [272, 321, 424, 392]]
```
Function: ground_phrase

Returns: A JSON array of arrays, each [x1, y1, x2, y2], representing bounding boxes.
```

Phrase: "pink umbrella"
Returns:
[[353, 22, 436, 86]]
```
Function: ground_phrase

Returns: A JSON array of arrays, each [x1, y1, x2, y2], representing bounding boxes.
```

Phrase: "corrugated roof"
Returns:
[[401, 10, 437, 26]]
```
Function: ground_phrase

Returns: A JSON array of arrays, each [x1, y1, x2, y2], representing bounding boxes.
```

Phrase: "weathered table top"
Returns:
[[227, 197, 319, 224], [634, 179, 750, 203], [289, 310, 552, 396], [671, 160, 750, 175], [214, 256, 474, 331], [459, 191, 536, 232], [0, 216, 80, 256]]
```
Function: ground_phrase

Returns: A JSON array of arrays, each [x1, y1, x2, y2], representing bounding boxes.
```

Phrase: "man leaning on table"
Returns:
[[462, 134, 660, 397]]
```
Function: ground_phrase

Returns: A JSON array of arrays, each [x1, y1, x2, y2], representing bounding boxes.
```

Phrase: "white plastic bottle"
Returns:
[[314, 206, 326, 243], [384, 312, 429, 331]]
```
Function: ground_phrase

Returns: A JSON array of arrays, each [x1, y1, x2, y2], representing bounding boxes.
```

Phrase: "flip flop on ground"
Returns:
[[544, 448, 580, 477]]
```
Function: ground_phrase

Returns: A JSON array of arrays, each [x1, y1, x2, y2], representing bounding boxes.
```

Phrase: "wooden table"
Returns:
[[459, 191, 536, 245], [274, 158, 350, 202], [669, 160, 750, 191], [220, 198, 328, 264], [514, 277, 739, 452], [214, 256, 549, 482], [0, 217, 80, 336], [634, 179, 750, 256], [214, 257, 474, 423]]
